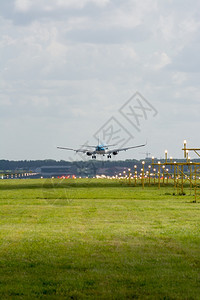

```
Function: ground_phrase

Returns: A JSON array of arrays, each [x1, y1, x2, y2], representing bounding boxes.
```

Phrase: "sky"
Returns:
[[1, 0, 200, 161]]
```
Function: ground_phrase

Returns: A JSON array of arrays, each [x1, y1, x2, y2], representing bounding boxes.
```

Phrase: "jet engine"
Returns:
[[113, 151, 118, 155], [86, 152, 92, 156]]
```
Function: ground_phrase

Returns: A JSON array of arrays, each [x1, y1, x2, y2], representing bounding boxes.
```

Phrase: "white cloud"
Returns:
[[0, 35, 16, 47], [0, 95, 11, 106], [0, 0, 200, 159], [56, 0, 110, 9], [47, 40, 68, 60], [172, 72, 187, 85], [158, 14, 176, 42], [121, 45, 138, 61], [15, 0, 110, 13], [103, 0, 158, 29], [31, 96, 49, 107], [155, 52, 171, 70], [15, 0, 32, 12]]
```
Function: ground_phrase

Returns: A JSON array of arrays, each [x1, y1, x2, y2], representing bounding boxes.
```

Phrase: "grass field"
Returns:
[[0, 179, 199, 299]]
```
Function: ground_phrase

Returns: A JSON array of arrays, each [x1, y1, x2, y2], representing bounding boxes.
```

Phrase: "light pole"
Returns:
[[148, 165, 151, 186], [142, 161, 145, 189], [153, 168, 156, 185], [152, 156, 154, 167], [162, 165, 165, 185], [183, 140, 187, 158], [158, 161, 161, 189], [165, 150, 168, 163], [134, 165, 137, 186], [128, 168, 131, 185]]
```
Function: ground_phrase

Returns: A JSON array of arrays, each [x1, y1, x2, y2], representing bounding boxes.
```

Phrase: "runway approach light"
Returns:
[[165, 150, 168, 163], [183, 140, 187, 158]]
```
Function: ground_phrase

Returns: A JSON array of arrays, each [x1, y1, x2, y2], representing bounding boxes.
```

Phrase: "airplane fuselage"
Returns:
[[95, 145, 108, 155], [96, 150, 108, 155], [86, 145, 118, 158]]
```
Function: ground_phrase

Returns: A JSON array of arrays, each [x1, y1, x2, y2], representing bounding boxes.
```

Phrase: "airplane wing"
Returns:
[[57, 146, 89, 153], [79, 144, 116, 148], [106, 143, 146, 154]]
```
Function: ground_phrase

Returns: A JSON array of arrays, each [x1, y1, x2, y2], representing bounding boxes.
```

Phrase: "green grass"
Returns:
[[0, 179, 199, 299]]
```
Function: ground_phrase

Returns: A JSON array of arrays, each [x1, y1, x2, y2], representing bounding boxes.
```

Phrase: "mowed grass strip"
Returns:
[[0, 179, 199, 299]]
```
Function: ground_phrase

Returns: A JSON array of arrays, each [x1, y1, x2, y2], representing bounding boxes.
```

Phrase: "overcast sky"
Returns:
[[1, 0, 200, 161]]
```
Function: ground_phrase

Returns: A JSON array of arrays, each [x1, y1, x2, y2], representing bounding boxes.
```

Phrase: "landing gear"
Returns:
[[92, 155, 96, 159], [107, 155, 111, 159]]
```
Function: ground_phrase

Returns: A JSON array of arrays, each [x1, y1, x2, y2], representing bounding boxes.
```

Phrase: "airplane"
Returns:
[[57, 141, 146, 159]]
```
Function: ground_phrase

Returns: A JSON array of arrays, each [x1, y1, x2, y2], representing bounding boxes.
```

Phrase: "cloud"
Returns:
[[65, 25, 150, 44], [0, 95, 11, 106], [0, 0, 110, 25], [172, 72, 188, 85], [154, 52, 171, 70], [169, 43, 200, 73], [0, 0, 200, 160], [15, 0, 32, 12], [14, 0, 110, 12], [48, 0, 108, 10]]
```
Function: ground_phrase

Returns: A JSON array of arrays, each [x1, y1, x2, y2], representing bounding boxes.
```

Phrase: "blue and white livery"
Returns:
[[57, 141, 146, 159]]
